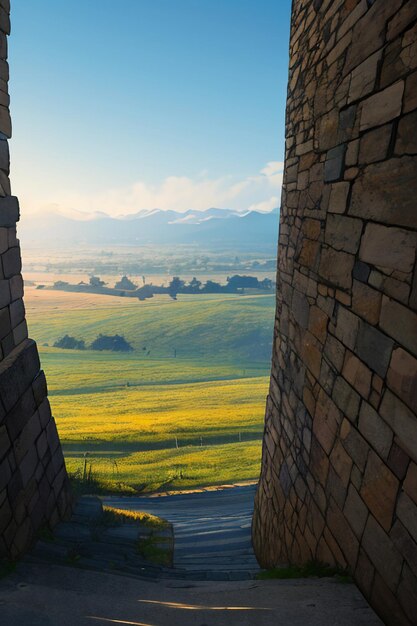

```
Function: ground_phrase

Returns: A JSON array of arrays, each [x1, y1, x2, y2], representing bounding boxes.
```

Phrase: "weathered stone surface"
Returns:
[[342, 351, 372, 399], [254, 2, 417, 623], [404, 70, 417, 113], [328, 181, 350, 214], [380, 390, 417, 463], [349, 157, 417, 229], [360, 81, 404, 132], [324, 144, 346, 182], [387, 348, 417, 413], [344, 484, 368, 539], [380, 296, 417, 357], [351, 281, 381, 325], [359, 124, 392, 164], [348, 50, 382, 103], [358, 402, 393, 459], [318, 247, 354, 290], [395, 110, 417, 155], [324, 214, 362, 254], [355, 320, 394, 378], [363, 515, 403, 593], [313, 388, 341, 455], [359, 223, 417, 273]]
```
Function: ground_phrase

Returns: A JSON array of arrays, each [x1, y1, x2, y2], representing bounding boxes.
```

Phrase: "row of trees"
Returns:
[[54, 334, 133, 352], [51, 274, 274, 301]]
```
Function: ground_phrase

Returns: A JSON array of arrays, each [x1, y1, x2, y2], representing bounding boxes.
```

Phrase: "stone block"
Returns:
[[387, 348, 417, 413], [391, 519, 417, 578], [5, 385, 37, 441], [334, 306, 360, 351], [0, 279, 10, 310], [13, 319, 27, 346], [358, 402, 393, 459], [355, 548, 374, 600], [0, 195, 18, 227], [324, 144, 346, 182], [313, 388, 341, 454], [387, 1, 417, 41], [0, 423, 9, 460], [345, 0, 402, 74], [292, 289, 310, 329], [308, 305, 328, 343], [348, 48, 382, 103], [380, 296, 417, 357], [317, 108, 339, 151], [397, 564, 417, 624], [326, 497, 359, 569], [359, 222, 417, 274], [371, 573, 410, 626], [359, 123, 392, 164], [9, 297, 24, 327], [318, 247, 354, 290], [344, 484, 368, 539], [397, 491, 417, 543], [404, 462, 417, 506], [13, 411, 41, 463], [380, 390, 417, 463], [361, 450, 399, 531], [0, 226, 6, 254], [1, 245, 20, 278], [355, 319, 394, 378], [350, 157, 417, 229], [362, 515, 403, 592], [324, 214, 362, 254], [388, 442, 410, 480], [340, 419, 369, 472], [328, 181, 350, 214], [395, 109, 417, 155], [404, 70, 417, 113], [342, 351, 372, 399], [324, 335, 345, 371], [32, 370, 48, 407], [301, 330, 322, 378], [330, 439, 352, 487], [0, 136, 7, 172], [360, 81, 404, 131], [332, 375, 360, 422], [9, 274, 23, 302], [351, 281, 381, 325]]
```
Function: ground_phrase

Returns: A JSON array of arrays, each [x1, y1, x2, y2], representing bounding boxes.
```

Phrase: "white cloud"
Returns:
[[26, 161, 284, 218]]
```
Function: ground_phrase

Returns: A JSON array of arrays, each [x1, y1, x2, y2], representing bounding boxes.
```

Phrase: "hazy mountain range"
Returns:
[[19, 207, 279, 247]]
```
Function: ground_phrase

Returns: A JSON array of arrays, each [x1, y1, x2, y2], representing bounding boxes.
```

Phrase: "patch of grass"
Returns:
[[137, 534, 172, 567], [102, 505, 173, 567], [65, 440, 262, 493], [68, 474, 138, 496], [257, 561, 352, 582], [25, 290, 271, 490], [102, 506, 168, 530]]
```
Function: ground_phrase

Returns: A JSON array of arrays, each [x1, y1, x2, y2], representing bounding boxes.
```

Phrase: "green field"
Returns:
[[26, 289, 273, 492]]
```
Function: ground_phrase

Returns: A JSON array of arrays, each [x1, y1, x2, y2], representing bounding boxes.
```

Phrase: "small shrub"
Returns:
[[54, 335, 85, 350]]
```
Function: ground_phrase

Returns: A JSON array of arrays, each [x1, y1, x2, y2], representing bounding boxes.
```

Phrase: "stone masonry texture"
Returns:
[[252, 1, 417, 625], [0, 1, 72, 560]]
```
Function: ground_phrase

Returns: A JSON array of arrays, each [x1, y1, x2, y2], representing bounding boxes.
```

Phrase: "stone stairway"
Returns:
[[25, 486, 261, 582], [103, 484, 261, 580]]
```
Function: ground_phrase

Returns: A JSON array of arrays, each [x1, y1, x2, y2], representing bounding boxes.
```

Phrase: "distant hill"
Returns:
[[18, 207, 279, 248]]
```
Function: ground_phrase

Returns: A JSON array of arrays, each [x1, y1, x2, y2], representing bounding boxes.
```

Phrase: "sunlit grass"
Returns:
[[25, 290, 270, 490], [66, 440, 262, 492]]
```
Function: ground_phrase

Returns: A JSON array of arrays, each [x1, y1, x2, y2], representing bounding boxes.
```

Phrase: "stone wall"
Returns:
[[253, 0, 417, 624], [0, 0, 72, 559]]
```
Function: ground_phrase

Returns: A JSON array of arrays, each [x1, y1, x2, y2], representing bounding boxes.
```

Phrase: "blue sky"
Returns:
[[9, 0, 291, 216]]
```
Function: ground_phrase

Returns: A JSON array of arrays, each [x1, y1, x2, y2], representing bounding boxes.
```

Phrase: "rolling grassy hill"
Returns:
[[25, 289, 274, 491], [28, 291, 275, 362]]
